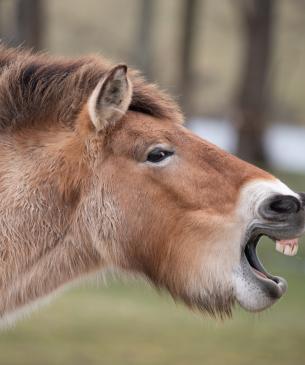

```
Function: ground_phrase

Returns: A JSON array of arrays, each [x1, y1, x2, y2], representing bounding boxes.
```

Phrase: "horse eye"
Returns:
[[146, 148, 174, 163]]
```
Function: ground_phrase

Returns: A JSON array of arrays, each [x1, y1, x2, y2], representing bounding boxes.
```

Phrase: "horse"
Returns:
[[0, 45, 303, 325]]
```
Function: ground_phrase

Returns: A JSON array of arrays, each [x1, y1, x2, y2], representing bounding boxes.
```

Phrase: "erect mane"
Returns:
[[0, 45, 182, 131]]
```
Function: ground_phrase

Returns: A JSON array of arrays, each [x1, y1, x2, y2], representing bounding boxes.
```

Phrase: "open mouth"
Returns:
[[243, 232, 299, 298], [234, 190, 304, 312]]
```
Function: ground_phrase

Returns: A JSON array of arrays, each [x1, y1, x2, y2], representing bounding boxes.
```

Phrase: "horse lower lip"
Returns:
[[235, 252, 288, 311], [253, 268, 267, 279], [242, 248, 287, 299]]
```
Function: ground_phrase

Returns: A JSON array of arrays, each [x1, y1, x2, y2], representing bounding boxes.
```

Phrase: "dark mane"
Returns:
[[0, 45, 182, 131]]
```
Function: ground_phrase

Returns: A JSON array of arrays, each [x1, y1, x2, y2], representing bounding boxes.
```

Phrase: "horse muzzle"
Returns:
[[233, 191, 305, 312]]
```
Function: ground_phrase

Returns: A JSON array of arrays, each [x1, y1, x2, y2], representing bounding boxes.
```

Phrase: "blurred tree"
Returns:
[[180, 0, 200, 117], [13, 0, 44, 50], [235, 0, 274, 166], [137, 0, 154, 80], [0, 0, 6, 41]]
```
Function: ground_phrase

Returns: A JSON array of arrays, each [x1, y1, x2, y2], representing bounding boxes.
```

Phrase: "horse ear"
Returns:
[[88, 64, 132, 131]]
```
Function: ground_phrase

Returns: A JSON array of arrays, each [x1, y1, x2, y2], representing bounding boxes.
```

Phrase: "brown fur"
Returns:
[[0, 45, 182, 131], [0, 46, 274, 322]]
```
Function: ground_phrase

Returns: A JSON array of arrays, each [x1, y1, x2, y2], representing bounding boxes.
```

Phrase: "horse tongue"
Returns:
[[275, 239, 299, 256]]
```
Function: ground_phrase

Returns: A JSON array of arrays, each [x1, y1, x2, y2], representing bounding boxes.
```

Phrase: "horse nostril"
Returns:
[[299, 192, 305, 207], [268, 195, 301, 215]]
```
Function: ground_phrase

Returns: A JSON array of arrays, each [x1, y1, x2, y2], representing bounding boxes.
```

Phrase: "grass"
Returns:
[[0, 171, 304, 365]]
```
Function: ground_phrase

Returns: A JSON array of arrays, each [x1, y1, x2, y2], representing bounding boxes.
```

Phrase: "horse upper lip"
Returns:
[[243, 219, 305, 249], [257, 194, 305, 236]]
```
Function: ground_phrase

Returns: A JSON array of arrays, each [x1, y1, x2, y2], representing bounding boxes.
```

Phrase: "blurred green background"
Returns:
[[0, 1, 305, 364]]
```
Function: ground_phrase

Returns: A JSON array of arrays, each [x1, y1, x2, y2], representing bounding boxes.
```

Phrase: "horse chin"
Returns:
[[188, 292, 235, 319], [232, 253, 287, 312], [173, 281, 236, 318]]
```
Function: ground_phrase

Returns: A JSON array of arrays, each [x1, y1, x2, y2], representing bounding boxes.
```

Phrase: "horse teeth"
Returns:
[[284, 245, 293, 256], [275, 240, 298, 256], [291, 243, 298, 256], [276, 241, 285, 254]]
